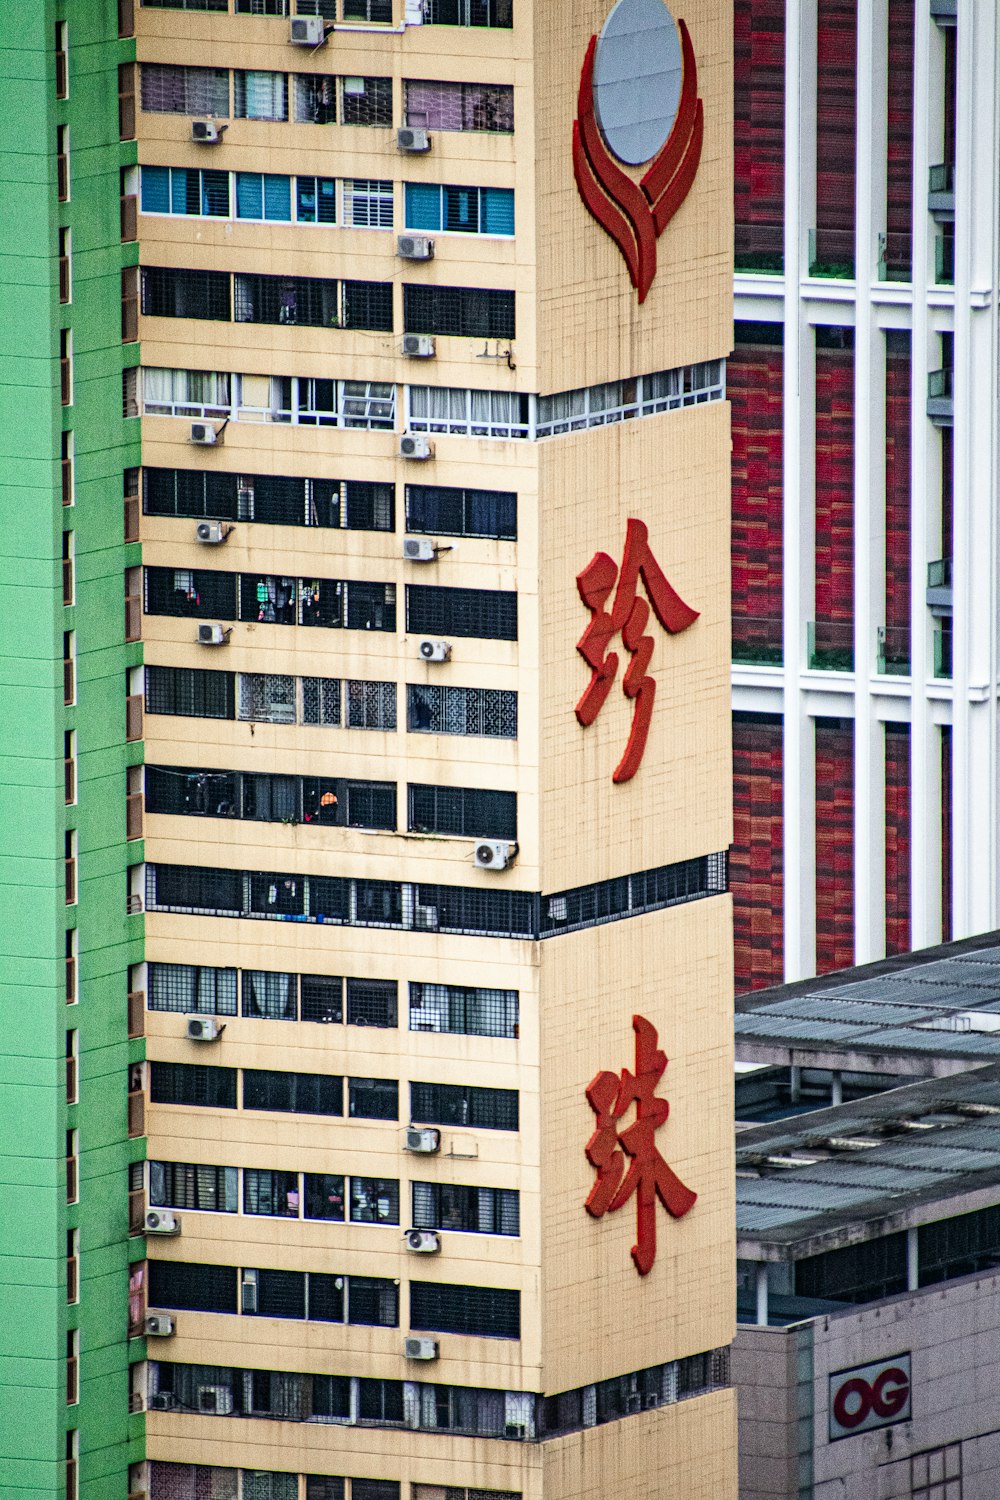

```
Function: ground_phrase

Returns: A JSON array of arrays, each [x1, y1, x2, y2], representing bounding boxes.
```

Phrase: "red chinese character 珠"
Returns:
[[585, 1014, 696, 1275], [575, 518, 698, 783]]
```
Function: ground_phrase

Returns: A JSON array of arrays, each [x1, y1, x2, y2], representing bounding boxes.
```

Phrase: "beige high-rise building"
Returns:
[[124, 1, 736, 1496]]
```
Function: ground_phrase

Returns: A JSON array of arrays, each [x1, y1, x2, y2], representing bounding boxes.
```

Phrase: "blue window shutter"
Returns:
[[140, 166, 169, 215], [168, 168, 191, 215], [236, 173, 263, 220], [405, 184, 441, 231], [482, 188, 514, 237], [263, 174, 292, 221]]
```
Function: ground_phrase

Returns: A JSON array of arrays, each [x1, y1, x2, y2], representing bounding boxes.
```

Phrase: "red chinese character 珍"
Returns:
[[585, 1014, 696, 1276], [575, 519, 699, 783]]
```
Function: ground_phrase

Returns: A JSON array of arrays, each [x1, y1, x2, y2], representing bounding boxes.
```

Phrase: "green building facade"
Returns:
[[0, 3, 143, 1495]]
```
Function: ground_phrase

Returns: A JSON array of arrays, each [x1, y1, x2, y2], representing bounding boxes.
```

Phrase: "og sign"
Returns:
[[829, 1354, 911, 1440]]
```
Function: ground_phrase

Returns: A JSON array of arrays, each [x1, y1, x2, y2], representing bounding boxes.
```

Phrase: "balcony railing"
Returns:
[[934, 624, 953, 679], [808, 227, 855, 280], [928, 162, 955, 219], [930, 0, 956, 18], [935, 233, 955, 286], [807, 620, 854, 672], [877, 231, 912, 284], [877, 625, 910, 677], [735, 223, 784, 276], [927, 368, 954, 425], [128, 990, 145, 1039], [732, 615, 783, 666]]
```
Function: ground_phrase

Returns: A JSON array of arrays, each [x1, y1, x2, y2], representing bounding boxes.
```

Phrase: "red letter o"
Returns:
[[833, 1377, 872, 1430]]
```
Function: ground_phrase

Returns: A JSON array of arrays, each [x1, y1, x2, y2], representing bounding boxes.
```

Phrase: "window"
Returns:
[[238, 672, 297, 724], [146, 665, 235, 720], [405, 184, 514, 236], [407, 686, 517, 739], [341, 77, 392, 126], [148, 962, 238, 1015], [235, 172, 292, 221], [424, 0, 512, 23], [535, 361, 726, 435], [410, 1282, 520, 1339], [149, 1160, 238, 1212], [140, 166, 229, 216], [404, 79, 513, 133], [234, 70, 288, 121], [343, 280, 394, 331], [410, 1082, 518, 1131], [350, 1178, 399, 1224], [243, 1070, 344, 1116], [348, 1077, 398, 1120], [140, 63, 229, 116], [142, 267, 232, 321], [346, 679, 397, 730], [407, 386, 530, 438], [412, 1180, 520, 1235], [343, 0, 393, 20], [235, 0, 288, 11], [404, 285, 515, 340], [235, 272, 337, 327], [408, 784, 516, 840], [55, 21, 68, 97], [346, 1277, 398, 1326], [150, 1062, 237, 1108], [57, 125, 70, 202], [346, 978, 397, 1027], [244, 1168, 300, 1217], [409, 982, 518, 1039], [141, 368, 231, 417], [344, 179, 394, 228], [293, 74, 337, 124], [58, 228, 71, 304], [142, 0, 227, 8], [296, 175, 337, 223], [146, 764, 397, 831], [149, 1260, 238, 1314], [406, 585, 517, 640], [405, 484, 516, 540], [304, 1173, 345, 1220], [300, 974, 343, 1023], [144, 566, 237, 619]]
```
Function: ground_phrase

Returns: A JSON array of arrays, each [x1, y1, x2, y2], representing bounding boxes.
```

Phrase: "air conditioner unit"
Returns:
[[405, 1126, 441, 1154], [397, 234, 435, 261], [197, 623, 231, 647], [289, 15, 327, 45], [197, 1384, 234, 1415], [191, 119, 226, 145], [145, 1313, 176, 1338], [403, 536, 437, 563], [415, 904, 439, 930], [399, 434, 434, 461], [144, 1209, 181, 1236], [189, 422, 219, 446], [405, 1228, 441, 1254], [405, 1336, 439, 1361], [148, 1392, 178, 1411], [419, 638, 451, 663], [474, 840, 515, 871], [195, 520, 231, 544], [402, 333, 436, 359], [186, 1015, 225, 1042], [397, 126, 431, 154]]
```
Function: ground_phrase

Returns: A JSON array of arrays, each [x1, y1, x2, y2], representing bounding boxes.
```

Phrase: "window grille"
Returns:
[[343, 0, 393, 20], [404, 79, 513, 133], [149, 1466, 238, 1500], [243, 1069, 344, 1116], [301, 974, 344, 1023], [296, 174, 337, 222], [239, 675, 297, 723], [243, 1473, 298, 1500], [234, 70, 288, 121], [148, 962, 238, 1015], [296, 0, 337, 14], [348, 1077, 398, 1120], [293, 74, 337, 124], [151, 1061, 237, 1109], [342, 280, 394, 331], [144, 466, 239, 519], [235, 0, 288, 12], [344, 481, 395, 530], [409, 982, 518, 1039], [347, 1277, 398, 1327], [144, 566, 238, 619], [410, 1281, 520, 1339], [408, 784, 516, 840], [304, 1173, 346, 1221], [405, 483, 516, 539], [149, 1160, 238, 1211], [141, 266, 232, 321], [346, 978, 397, 1027], [243, 1168, 300, 1217], [410, 1082, 518, 1131], [406, 584, 517, 641], [349, 1178, 399, 1224], [146, 665, 235, 720], [235, 273, 340, 327], [140, 63, 229, 116], [148, 1259, 238, 1314], [346, 679, 396, 730], [305, 1481, 345, 1500], [352, 1484, 398, 1500], [404, 285, 515, 340], [407, 385, 530, 438], [341, 77, 392, 127], [242, 970, 298, 1020], [343, 179, 394, 228], [423, 0, 513, 23], [142, 0, 228, 9], [302, 677, 342, 726], [407, 685, 516, 738], [412, 1180, 520, 1235]]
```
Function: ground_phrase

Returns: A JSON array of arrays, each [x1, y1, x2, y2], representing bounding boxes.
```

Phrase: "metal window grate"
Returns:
[[141, 266, 231, 321], [404, 78, 513, 132], [341, 77, 392, 127], [410, 1281, 520, 1339], [404, 284, 515, 340], [405, 483, 516, 539], [410, 1081, 518, 1131], [409, 982, 518, 1039], [148, 962, 238, 1015], [406, 584, 517, 641], [139, 62, 229, 115], [408, 784, 516, 840], [407, 685, 516, 738]]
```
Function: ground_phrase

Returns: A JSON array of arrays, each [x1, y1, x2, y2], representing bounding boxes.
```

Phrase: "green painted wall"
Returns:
[[0, 3, 143, 1495]]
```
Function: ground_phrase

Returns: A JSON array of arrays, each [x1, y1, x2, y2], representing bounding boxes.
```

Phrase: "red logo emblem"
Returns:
[[575, 518, 698, 783], [572, 1, 704, 302], [585, 1015, 697, 1275]]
